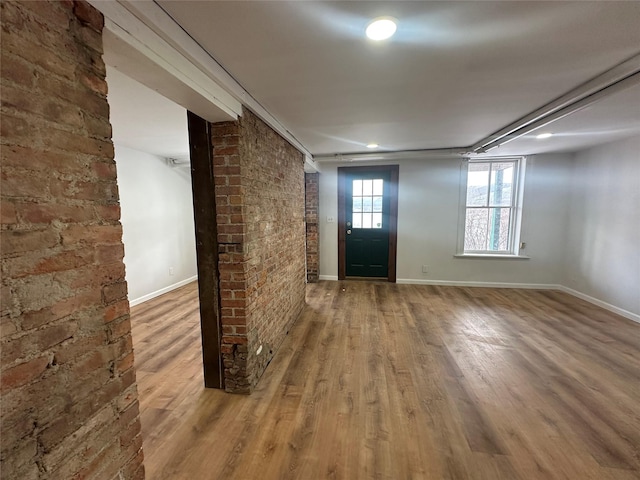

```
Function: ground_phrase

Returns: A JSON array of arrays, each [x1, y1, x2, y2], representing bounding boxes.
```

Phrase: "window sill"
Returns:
[[453, 254, 530, 260]]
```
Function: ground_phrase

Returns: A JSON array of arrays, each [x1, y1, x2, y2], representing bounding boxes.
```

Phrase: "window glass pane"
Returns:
[[373, 196, 383, 212], [362, 196, 373, 212], [362, 179, 373, 196], [465, 207, 512, 251], [373, 179, 383, 195], [489, 163, 514, 206], [487, 208, 511, 251], [467, 163, 489, 206], [353, 180, 362, 196], [362, 212, 372, 228], [352, 197, 363, 212], [352, 213, 362, 228], [464, 208, 489, 251], [372, 212, 382, 229]]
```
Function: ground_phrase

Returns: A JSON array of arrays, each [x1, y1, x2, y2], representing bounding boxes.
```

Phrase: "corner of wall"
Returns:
[[559, 135, 640, 318]]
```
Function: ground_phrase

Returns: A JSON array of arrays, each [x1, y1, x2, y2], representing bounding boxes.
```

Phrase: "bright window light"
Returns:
[[366, 18, 397, 41], [461, 158, 526, 255]]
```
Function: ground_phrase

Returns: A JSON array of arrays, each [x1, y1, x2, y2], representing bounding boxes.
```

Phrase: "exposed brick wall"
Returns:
[[305, 173, 320, 283], [1, 2, 144, 478], [212, 108, 306, 393]]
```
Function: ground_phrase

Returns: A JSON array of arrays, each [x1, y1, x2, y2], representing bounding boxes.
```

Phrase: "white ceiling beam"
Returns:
[[314, 148, 468, 164], [471, 53, 640, 153], [93, 0, 316, 169], [90, 0, 242, 121], [477, 72, 640, 153]]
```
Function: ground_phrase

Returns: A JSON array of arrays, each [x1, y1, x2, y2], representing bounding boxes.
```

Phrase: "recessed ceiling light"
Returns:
[[366, 17, 397, 41], [366, 143, 379, 149], [536, 132, 553, 139]]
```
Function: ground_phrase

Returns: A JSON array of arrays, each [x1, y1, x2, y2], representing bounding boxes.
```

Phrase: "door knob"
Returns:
[[347, 229, 352, 235]]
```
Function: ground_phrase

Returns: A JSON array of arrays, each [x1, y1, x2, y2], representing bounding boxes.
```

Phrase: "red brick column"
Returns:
[[1, 2, 144, 478], [305, 173, 320, 282], [211, 109, 306, 393], [211, 121, 250, 392]]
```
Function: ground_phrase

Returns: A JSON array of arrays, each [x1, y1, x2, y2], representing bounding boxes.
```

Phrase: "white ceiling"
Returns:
[[105, 1, 640, 160]]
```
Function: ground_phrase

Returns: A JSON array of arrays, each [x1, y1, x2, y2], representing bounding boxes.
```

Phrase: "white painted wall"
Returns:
[[563, 135, 640, 317], [319, 154, 572, 285], [115, 144, 197, 305]]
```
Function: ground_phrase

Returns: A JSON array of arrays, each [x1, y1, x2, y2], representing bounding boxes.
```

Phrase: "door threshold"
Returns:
[[344, 276, 389, 282]]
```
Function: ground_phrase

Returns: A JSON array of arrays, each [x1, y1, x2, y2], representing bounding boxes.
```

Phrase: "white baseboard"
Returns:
[[129, 276, 198, 307], [558, 286, 640, 324], [316, 276, 639, 323], [396, 278, 561, 290], [318, 276, 558, 289], [318, 275, 339, 281]]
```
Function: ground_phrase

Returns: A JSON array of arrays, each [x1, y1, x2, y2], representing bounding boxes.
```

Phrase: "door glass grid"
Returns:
[[352, 179, 383, 228]]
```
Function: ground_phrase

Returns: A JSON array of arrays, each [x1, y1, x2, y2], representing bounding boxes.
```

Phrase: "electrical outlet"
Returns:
[[422, 265, 429, 273], [169, 267, 174, 275], [326, 216, 335, 223]]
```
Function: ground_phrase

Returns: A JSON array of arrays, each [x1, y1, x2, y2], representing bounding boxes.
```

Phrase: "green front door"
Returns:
[[345, 171, 391, 277]]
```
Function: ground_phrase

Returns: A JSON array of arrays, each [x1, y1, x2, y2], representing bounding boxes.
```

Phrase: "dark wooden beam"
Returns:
[[187, 111, 223, 389], [387, 165, 399, 283], [337, 170, 346, 280]]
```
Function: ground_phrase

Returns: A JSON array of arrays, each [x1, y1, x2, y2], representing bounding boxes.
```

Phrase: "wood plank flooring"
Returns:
[[129, 281, 640, 480]]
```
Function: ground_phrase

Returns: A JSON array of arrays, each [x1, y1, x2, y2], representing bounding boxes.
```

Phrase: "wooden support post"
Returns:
[[187, 111, 224, 389]]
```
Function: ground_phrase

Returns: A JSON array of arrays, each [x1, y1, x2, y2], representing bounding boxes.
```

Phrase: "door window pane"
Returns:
[[372, 212, 382, 228], [352, 178, 384, 229], [362, 179, 373, 196], [353, 180, 362, 196]]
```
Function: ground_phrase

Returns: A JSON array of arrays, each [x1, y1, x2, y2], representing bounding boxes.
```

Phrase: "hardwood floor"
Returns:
[[129, 281, 640, 480]]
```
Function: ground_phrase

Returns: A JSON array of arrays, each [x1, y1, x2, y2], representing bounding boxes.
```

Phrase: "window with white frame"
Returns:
[[461, 157, 525, 255]]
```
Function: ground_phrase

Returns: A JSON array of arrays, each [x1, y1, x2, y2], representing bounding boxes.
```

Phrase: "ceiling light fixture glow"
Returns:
[[366, 17, 397, 41], [536, 132, 553, 139], [366, 143, 379, 149]]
